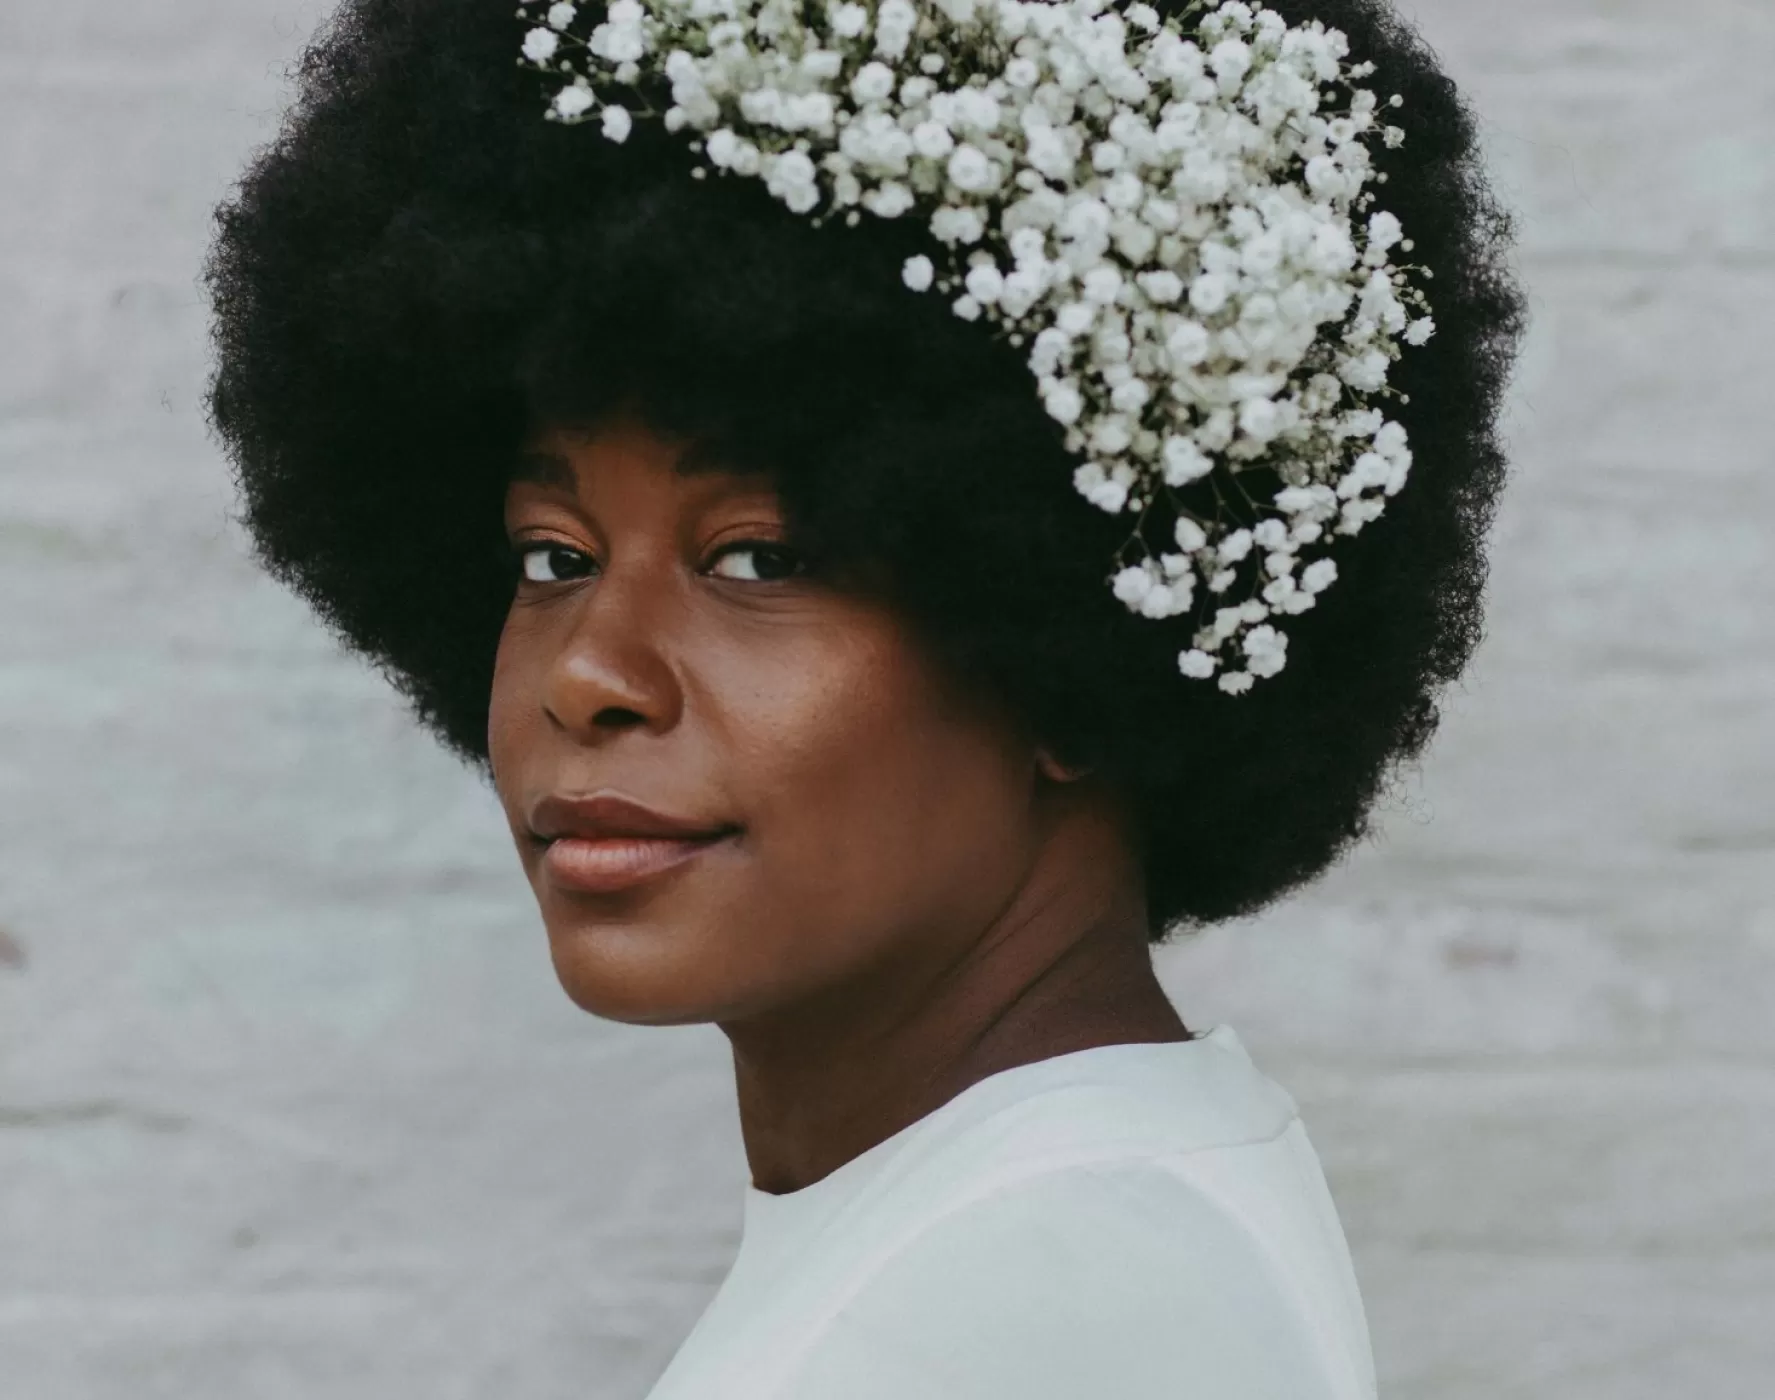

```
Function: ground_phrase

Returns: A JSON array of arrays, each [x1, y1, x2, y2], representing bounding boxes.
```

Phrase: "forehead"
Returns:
[[511, 426, 777, 496]]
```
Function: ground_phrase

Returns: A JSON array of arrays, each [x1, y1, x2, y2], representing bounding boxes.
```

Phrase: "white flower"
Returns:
[[1074, 461, 1129, 513], [1174, 517, 1209, 552], [1275, 485, 1328, 517], [1243, 623, 1288, 677], [1405, 317, 1436, 346], [1253, 518, 1291, 551], [1138, 582, 1188, 618], [829, 2, 869, 39], [1239, 397, 1283, 443], [912, 120, 956, 160], [1217, 528, 1254, 563], [766, 149, 818, 210], [1196, 408, 1236, 452], [929, 204, 986, 244], [873, 0, 917, 57], [1162, 436, 1213, 485], [1301, 558, 1338, 594], [1178, 649, 1217, 679], [947, 144, 996, 192], [1082, 265, 1122, 305], [953, 88, 1002, 134], [1056, 301, 1096, 335], [1029, 326, 1072, 374], [1113, 565, 1156, 606], [547, 3, 579, 30], [1050, 194, 1107, 246], [1189, 273, 1233, 315], [601, 104, 633, 142], [863, 181, 915, 217], [902, 255, 935, 292], [1339, 349, 1389, 391], [1219, 671, 1255, 695], [523, 27, 561, 63], [965, 262, 1004, 304], [1368, 210, 1404, 251], [1044, 381, 1084, 426], [1210, 39, 1252, 85], [1137, 270, 1184, 304], [1110, 379, 1151, 413], [1090, 414, 1133, 455], [1374, 421, 1409, 458], [703, 127, 738, 165], [851, 62, 897, 105], [1165, 320, 1210, 366], [553, 86, 596, 119]]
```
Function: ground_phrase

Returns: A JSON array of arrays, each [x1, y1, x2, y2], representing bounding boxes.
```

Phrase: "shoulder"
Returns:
[[772, 1152, 1370, 1400]]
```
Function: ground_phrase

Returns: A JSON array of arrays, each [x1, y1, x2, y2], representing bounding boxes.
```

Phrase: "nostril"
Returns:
[[593, 705, 648, 729]]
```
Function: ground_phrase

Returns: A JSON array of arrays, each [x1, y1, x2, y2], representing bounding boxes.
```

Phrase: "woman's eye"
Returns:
[[708, 541, 808, 583], [518, 543, 593, 583]]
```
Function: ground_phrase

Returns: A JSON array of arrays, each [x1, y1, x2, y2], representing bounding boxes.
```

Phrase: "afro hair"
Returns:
[[204, 0, 1525, 940]]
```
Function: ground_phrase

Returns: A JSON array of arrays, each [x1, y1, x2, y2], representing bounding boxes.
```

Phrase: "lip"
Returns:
[[541, 831, 735, 895], [528, 792, 740, 896]]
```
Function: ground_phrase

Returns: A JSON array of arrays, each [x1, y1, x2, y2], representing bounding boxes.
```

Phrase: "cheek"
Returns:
[[731, 626, 1037, 973], [486, 611, 541, 803]]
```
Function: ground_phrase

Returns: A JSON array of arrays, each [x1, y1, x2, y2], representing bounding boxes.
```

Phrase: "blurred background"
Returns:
[[2, 1, 1772, 1396]]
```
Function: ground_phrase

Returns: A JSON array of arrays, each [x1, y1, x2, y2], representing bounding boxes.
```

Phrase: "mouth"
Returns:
[[527, 791, 741, 896], [540, 829, 737, 896]]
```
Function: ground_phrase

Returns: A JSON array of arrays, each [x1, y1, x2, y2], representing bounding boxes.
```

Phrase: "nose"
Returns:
[[541, 559, 686, 741]]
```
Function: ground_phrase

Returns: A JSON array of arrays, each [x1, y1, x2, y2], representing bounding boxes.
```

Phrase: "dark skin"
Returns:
[[489, 409, 1190, 1196]]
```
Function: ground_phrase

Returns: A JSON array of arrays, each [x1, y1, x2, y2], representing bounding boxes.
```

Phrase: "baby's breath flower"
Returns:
[[1218, 528, 1255, 563], [902, 254, 935, 291], [523, 27, 561, 63], [601, 104, 632, 142], [553, 85, 596, 120], [830, 3, 869, 41], [1301, 558, 1338, 593], [521, 0, 1434, 691]]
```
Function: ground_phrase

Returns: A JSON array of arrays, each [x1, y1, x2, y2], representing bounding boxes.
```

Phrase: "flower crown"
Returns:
[[518, 0, 1432, 694]]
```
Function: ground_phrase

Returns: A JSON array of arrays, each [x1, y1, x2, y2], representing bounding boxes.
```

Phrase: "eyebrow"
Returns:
[[511, 437, 763, 489]]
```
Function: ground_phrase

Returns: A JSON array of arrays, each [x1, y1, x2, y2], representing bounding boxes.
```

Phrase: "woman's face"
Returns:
[[489, 411, 1053, 1029]]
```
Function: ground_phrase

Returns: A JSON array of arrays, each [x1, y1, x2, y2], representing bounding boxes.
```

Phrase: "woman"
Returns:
[[205, 0, 1523, 1394]]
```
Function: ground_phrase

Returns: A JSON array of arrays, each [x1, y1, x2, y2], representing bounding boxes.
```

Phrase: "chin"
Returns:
[[545, 922, 734, 1027]]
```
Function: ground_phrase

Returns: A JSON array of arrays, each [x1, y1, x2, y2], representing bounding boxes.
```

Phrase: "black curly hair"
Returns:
[[204, 0, 1524, 940]]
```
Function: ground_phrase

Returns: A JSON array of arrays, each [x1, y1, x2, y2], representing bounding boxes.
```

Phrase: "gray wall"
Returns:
[[3, 1, 1771, 1396]]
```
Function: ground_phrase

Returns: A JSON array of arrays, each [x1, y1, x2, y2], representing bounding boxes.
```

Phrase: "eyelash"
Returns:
[[512, 538, 810, 586]]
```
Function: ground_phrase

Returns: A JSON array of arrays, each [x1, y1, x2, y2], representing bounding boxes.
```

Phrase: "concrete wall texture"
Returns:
[[2, 1, 1772, 1396]]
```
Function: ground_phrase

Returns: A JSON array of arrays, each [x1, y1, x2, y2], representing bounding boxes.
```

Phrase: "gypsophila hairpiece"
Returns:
[[518, 0, 1433, 694]]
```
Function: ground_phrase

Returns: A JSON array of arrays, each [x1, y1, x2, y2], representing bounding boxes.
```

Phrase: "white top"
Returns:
[[644, 1025, 1376, 1400]]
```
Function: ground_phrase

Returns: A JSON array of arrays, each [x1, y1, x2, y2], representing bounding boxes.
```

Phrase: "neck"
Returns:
[[722, 786, 1190, 1196]]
